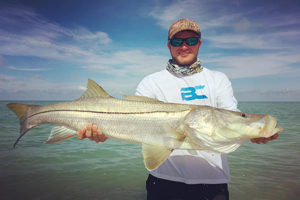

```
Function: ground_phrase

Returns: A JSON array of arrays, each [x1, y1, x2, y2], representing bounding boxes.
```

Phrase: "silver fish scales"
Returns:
[[7, 79, 283, 170]]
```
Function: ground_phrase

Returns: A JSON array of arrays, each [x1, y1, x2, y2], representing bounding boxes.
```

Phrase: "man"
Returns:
[[78, 19, 279, 200]]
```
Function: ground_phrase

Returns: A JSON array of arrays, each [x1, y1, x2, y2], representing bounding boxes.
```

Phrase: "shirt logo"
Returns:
[[181, 85, 208, 101]]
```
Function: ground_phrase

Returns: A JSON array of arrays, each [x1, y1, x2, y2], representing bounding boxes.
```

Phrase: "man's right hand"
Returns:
[[78, 123, 107, 143]]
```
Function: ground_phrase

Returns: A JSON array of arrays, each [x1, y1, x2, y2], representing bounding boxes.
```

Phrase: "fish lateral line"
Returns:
[[25, 109, 190, 120]]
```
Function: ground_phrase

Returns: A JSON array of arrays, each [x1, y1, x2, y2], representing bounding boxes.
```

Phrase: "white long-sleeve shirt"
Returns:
[[136, 67, 238, 184]]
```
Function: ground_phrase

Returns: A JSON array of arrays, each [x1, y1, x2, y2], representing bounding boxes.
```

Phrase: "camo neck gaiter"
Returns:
[[166, 59, 203, 77]]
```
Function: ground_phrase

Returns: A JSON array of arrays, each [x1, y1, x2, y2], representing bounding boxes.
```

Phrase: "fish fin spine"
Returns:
[[142, 144, 172, 171], [79, 79, 112, 99]]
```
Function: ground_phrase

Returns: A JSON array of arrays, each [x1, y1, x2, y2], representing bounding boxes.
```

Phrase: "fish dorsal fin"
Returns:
[[124, 95, 161, 102], [80, 79, 111, 99], [45, 126, 77, 144], [142, 144, 172, 171]]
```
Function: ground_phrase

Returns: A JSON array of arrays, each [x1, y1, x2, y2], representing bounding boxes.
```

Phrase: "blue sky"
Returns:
[[0, 0, 300, 101]]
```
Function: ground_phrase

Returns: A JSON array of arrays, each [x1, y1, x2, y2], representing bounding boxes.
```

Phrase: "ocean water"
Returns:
[[0, 101, 299, 200]]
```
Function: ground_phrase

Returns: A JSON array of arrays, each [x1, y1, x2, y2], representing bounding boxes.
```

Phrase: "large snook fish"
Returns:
[[7, 79, 283, 171]]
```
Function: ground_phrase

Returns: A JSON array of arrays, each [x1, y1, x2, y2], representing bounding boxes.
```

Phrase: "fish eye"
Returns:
[[241, 113, 246, 118]]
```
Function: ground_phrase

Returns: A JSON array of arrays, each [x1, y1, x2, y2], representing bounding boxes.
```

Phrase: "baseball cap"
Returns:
[[168, 19, 201, 39]]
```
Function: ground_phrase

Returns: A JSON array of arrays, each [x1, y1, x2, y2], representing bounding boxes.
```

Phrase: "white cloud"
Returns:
[[150, 0, 300, 80], [0, 74, 15, 82], [1, 2, 299, 101], [150, 0, 189, 27], [202, 51, 300, 79], [150, 0, 244, 30], [8, 66, 50, 71], [0, 72, 140, 100], [234, 18, 251, 32], [82, 50, 168, 77], [0, 73, 83, 100], [0, 5, 170, 100], [0, 5, 169, 79], [150, 0, 300, 49], [72, 27, 112, 44], [79, 86, 87, 91], [0, 6, 111, 61]]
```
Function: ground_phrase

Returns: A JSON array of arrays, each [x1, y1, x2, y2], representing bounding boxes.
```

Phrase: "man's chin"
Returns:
[[175, 58, 195, 66]]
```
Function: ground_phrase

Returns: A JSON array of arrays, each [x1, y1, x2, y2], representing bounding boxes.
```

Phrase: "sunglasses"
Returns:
[[169, 37, 200, 47]]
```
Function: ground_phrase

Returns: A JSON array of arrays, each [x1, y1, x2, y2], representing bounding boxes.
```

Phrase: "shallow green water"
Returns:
[[0, 101, 299, 199]]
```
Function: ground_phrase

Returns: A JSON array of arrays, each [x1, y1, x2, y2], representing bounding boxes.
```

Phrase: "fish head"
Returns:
[[184, 107, 283, 143]]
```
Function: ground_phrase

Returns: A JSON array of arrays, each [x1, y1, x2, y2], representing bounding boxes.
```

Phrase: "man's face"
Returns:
[[168, 31, 201, 66]]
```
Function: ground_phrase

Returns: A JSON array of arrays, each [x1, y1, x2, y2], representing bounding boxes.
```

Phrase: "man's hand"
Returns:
[[78, 123, 107, 143], [250, 133, 279, 144]]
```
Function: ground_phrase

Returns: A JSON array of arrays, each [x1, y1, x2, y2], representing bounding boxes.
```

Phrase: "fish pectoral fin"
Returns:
[[123, 95, 162, 102], [79, 79, 112, 99], [164, 123, 186, 141], [45, 126, 78, 144], [272, 126, 283, 135], [142, 144, 172, 171]]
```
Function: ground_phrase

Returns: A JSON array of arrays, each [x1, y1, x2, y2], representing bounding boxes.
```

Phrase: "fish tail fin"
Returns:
[[7, 103, 28, 121], [7, 103, 37, 148]]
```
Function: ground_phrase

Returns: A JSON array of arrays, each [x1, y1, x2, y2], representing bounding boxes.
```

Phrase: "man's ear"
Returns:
[[167, 41, 171, 51]]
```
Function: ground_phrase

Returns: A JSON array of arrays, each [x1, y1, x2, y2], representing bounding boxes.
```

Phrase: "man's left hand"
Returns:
[[250, 133, 279, 144]]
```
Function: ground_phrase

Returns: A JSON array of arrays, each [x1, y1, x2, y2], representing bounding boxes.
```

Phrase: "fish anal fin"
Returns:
[[124, 95, 162, 102], [79, 79, 111, 99], [45, 126, 77, 144], [142, 144, 172, 171]]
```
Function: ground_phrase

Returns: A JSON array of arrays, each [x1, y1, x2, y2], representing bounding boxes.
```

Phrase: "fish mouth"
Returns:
[[260, 115, 283, 137]]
